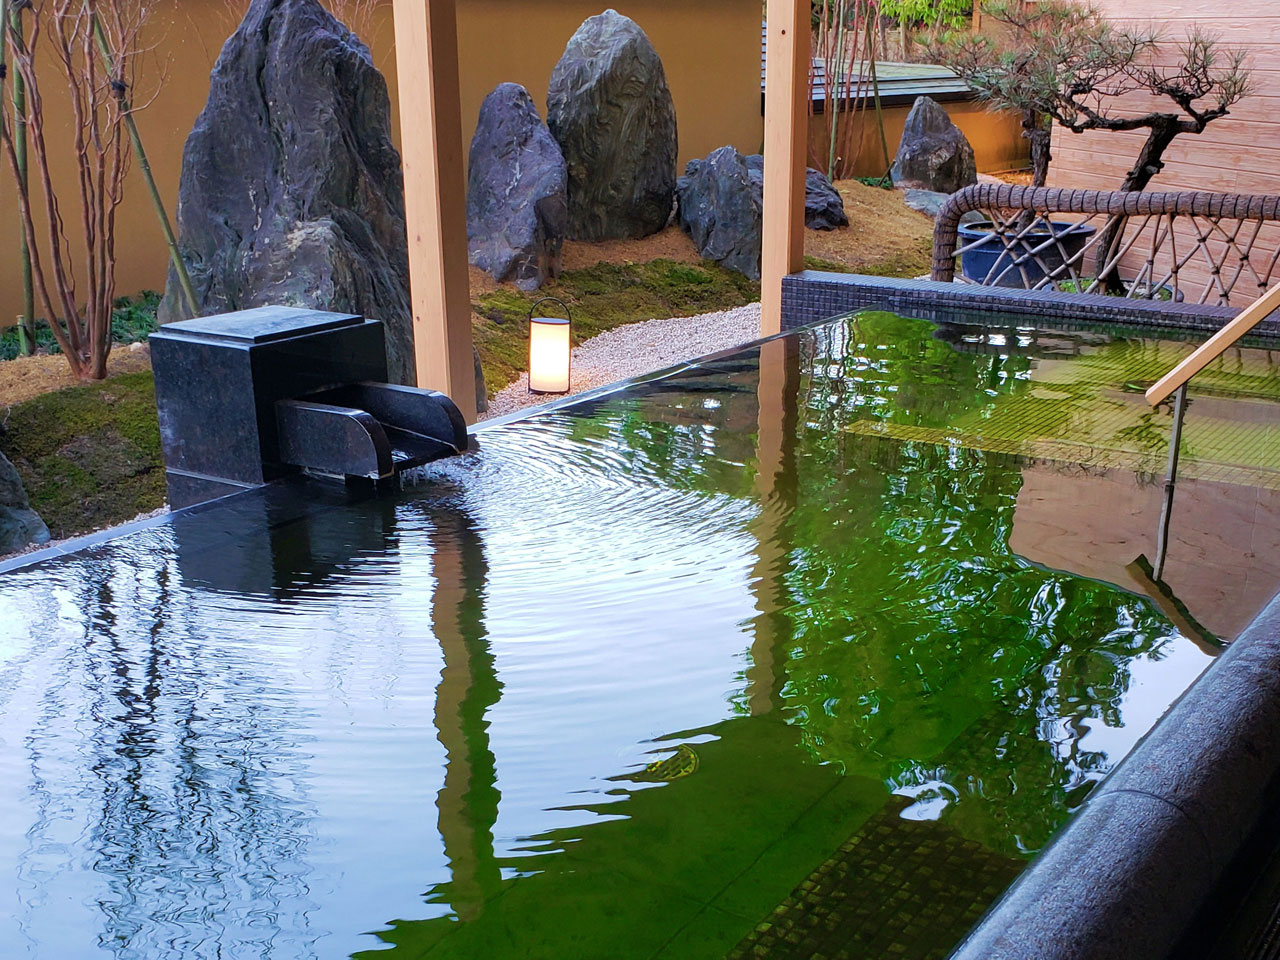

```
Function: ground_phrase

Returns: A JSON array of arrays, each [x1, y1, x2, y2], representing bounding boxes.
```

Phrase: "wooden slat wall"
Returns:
[[1047, 1, 1280, 303]]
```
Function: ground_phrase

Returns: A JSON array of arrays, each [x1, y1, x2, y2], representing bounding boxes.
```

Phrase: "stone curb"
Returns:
[[948, 590, 1280, 960]]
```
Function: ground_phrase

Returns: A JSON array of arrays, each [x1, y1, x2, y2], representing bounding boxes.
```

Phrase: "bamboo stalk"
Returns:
[[86, 3, 198, 318], [865, 11, 892, 178], [828, 6, 843, 177], [3, 0, 36, 355]]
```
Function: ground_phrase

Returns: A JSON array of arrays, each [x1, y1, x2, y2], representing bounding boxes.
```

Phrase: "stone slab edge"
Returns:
[[0, 322, 811, 576], [945, 589, 1280, 960]]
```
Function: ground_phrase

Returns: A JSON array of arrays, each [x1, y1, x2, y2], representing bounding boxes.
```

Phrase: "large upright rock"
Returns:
[[160, 0, 416, 384], [890, 96, 978, 195], [547, 10, 678, 241], [0, 450, 49, 555], [677, 147, 762, 280], [467, 84, 568, 291], [742, 155, 848, 231]]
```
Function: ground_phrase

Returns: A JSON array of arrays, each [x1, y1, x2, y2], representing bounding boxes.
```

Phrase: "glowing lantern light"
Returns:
[[528, 297, 572, 394]]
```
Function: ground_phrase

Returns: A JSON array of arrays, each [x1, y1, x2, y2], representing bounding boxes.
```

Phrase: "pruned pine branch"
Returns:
[[931, 1, 1252, 193]]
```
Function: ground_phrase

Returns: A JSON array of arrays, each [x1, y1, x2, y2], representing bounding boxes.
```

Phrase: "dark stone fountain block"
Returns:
[[150, 306, 387, 503]]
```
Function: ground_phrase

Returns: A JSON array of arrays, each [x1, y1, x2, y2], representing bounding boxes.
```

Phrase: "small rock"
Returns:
[[890, 96, 977, 195], [804, 167, 849, 230], [677, 149, 852, 278], [901, 188, 985, 223], [742, 155, 848, 231], [0, 450, 50, 555], [547, 9, 678, 241], [677, 146, 763, 280], [902, 188, 951, 219], [467, 83, 568, 291]]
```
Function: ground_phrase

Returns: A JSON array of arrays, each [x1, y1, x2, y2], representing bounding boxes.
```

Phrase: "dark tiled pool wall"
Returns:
[[780, 272, 1276, 335]]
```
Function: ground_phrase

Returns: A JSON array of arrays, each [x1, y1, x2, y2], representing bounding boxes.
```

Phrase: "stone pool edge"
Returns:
[[946, 591, 1280, 960], [0, 322, 811, 577]]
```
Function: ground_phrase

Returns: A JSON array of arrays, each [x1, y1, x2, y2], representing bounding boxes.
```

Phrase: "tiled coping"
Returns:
[[780, 271, 1279, 336]]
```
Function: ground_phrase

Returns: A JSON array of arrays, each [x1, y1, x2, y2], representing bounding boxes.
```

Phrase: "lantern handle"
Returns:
[[528, 297, 572, 323]]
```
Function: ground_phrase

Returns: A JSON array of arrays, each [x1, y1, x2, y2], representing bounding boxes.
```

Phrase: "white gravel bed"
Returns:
[[481, 302, 762, 420]]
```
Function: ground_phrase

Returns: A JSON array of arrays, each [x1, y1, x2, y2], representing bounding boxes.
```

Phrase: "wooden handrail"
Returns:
[[1145, 282, 1280, 406]]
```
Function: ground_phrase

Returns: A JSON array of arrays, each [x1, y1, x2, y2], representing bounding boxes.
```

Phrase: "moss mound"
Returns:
[[473, 258, 760, 394], [0, 371, 164, 540], [804, 236, 932, 278]]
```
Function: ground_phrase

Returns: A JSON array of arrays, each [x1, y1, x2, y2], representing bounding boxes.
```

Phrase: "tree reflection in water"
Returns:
[[374, 313, 1195, 958], [17, 548, 321, 958]]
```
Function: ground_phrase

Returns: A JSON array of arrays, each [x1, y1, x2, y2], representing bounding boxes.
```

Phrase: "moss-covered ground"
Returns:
[[471, 258, 760, 394], [802, 235, 932, 279], [0, 371, 165, 541]]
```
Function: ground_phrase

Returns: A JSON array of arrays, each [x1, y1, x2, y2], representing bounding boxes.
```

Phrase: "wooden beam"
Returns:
[[1145, 282, 1280, 406], [761, 0, 809, 337], [746, 335, 800, 717], [392, 0, 477, 422]]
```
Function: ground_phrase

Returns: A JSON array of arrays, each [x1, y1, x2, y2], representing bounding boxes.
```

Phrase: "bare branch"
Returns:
[[0, 0, 159, 377]]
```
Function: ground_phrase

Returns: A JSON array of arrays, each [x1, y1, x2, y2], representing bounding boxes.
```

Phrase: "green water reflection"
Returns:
[[6, 311, 1259, 959], [367, 314, 1198, 959]]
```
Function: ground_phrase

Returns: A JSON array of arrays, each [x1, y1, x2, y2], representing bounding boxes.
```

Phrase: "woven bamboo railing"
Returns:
[[931, 185, 1280, 306]]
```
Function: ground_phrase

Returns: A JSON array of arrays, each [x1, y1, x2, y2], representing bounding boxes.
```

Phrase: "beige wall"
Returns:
[[0, 0, 762, 328], [1047, 0, 1280, 301], [809, 99, 1028, 179]]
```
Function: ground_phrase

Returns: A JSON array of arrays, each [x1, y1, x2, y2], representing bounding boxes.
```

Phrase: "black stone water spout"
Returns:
[[150, 307, 467, 508]]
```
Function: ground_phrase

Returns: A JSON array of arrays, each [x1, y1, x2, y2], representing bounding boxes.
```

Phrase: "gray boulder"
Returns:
[[160, 0, 417, 384], [467, 83, 568, 291], [890, 96, 977, 195], [547, 10, 678, 241], [804, 167, 850, 230], [742, 155, 848, 230], [902, 187, 986, 224], [902, 188, 952, 218], [0, 450, 49, 555], [677, 147, 762, 280], [676, 149, 851, 279]]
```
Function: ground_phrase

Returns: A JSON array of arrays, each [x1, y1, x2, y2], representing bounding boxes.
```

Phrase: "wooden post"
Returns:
[[391, 0, 477, 422], [745, 336, 800, 716], [761, 0, 809, 337], [429, 507, 502, 919]]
